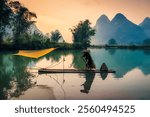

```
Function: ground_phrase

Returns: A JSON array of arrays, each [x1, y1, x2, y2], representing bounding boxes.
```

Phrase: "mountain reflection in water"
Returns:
[[0, 49, 150, 100]]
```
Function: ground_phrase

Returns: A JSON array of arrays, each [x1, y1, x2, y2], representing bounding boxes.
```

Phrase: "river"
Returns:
[[0, 49, 150, 100]]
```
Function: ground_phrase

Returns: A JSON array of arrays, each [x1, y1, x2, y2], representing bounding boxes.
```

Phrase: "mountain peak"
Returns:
[[111, 13, 128, 25], [94, 13, 147, 45], [139, 17, 150, 30], [99, 14, 110, 21], [113, 13, 126, 21], [142, 17, 150, 23], [96, 14, 110, 24], [144, 17, 150, 20]]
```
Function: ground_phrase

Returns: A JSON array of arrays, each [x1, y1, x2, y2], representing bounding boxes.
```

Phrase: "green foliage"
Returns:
[[70, 19, 95, 47], [143, 38, 150, 45], [72, 42, 83, 49], [12, 33, 47, 49], [50, 30, 62, 42], [0, 0, 37, 48], [0, 1, 94, 50], [108, 38, 117, 45], [0, 0, 12, 45], [2, 38, 13, 45], [9, 1, 37, 45]]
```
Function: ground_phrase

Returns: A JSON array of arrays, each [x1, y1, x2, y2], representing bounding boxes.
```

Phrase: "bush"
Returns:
[[108, 38, 117, 45]]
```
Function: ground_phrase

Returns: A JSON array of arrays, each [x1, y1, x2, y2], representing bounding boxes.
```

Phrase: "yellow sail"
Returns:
[[14, 48, 56, 59]]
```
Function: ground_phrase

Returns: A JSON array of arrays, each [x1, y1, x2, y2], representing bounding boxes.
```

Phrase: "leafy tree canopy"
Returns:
[[9, 1, 37, 41], [0, 0, 12, 44], [50, 30, 62, 43], [0, 0, 37, 46], [70, 19, 95, 47], [108, 38, 117, 45]]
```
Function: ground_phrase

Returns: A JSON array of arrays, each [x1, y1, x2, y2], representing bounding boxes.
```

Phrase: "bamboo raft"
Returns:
[[38, 68, 116, 74]]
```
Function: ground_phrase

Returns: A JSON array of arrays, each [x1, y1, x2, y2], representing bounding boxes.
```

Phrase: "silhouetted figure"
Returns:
[[80, 72, 95, 94], [100, 72, 108, 80], [100, 63, 108, 71], [82, 49, 95, 69], [100, 63, 108, 80]]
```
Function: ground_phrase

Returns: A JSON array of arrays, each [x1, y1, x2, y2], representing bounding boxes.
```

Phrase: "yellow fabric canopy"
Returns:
[[14, 48, 56, 59]]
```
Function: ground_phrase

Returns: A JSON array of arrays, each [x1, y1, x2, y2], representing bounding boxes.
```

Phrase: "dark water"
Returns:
[[0, 49, 150, 100]]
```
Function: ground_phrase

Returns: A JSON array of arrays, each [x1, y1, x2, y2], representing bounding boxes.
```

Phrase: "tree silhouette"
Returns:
[[0, 0, 12, 45], [50, 30, 62, 42], [9, 1, 37, 45], [108, 38, 117, 45], [70, 19, 95, 47]]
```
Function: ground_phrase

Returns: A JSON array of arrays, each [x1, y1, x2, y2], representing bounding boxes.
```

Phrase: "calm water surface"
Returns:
[[0, 49, 150, 100]]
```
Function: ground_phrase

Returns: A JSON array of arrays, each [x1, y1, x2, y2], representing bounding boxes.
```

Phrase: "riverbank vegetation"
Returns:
[[0, 0, 150, 51], [91, 44, 150, 50], [0, 0, 96, 50]]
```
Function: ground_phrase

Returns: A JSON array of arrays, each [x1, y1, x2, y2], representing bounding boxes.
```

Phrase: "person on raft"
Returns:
[[100, 62, 108, 71], [82, 49, 96, 70]]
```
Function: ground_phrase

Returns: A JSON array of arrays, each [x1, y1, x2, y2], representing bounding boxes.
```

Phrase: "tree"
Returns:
[[108, 38, 117, 45], [0, 0, 12, 45], [50, 30, 62, 43], [70, 19, 95, 47], [9, 1, 37, 45]]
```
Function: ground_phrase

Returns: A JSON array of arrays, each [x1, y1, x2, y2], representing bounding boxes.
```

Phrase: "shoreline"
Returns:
[[0, 44, 150, 51]]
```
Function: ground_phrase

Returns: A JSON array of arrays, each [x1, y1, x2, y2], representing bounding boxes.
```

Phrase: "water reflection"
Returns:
[[0, 52, 36, 99], [81, 72, 96, 94], [107, 48, 116, 55], [91, 49, 150, 77], [0, 49, 150, 100], [100, 72, 108, 80]]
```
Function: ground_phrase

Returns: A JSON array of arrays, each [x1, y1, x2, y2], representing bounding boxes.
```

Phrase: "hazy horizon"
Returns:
[[19, 0, 150, 42]]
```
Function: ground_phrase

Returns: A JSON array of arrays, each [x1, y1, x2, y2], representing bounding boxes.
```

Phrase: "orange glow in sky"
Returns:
[[20, 0, 150, 42]]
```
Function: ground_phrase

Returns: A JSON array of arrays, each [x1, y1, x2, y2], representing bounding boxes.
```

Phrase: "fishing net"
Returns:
[[14, 48, 56, 59]]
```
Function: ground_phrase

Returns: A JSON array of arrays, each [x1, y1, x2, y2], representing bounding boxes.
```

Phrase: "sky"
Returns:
[[20, 0, 150, 42]]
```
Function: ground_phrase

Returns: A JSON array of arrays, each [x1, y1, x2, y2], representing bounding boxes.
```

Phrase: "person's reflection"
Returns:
[[80, 49, 96, 94], [80, 72, 95, 94], [100, 72, 108, 80], [100, 63, 108, 80]]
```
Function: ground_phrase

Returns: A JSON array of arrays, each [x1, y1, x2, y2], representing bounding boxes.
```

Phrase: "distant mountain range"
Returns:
[[139, 17, 150, 37], [92, 13, 150, 45]]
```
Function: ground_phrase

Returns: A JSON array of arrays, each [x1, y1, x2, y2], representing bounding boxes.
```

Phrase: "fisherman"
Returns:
[[99, 63, 108, 80], [100, 63, 108, 71], [82, 49, 96, 69]]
